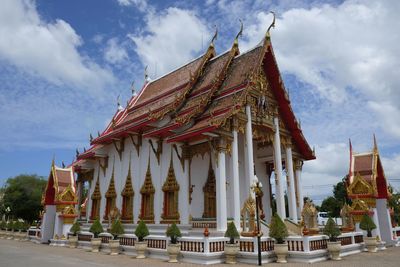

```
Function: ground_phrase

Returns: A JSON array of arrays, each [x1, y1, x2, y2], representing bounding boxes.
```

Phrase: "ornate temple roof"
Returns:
[[77, 24, 315, 162], [347, 136, 389, 200], [43, 159, 77, 206]]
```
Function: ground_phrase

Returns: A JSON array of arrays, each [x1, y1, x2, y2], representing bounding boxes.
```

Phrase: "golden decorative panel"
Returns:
[[139, 162, 155, 223], [121, 159, 134, 223], [161, 157, 180, 223], [348, 173, 375, 195]]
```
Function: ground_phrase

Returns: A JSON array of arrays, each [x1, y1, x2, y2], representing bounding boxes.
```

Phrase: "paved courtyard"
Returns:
[[0, 239, 399, 267]]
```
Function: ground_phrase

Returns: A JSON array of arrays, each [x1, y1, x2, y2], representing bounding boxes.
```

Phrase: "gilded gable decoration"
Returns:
[[347, 173, 375, 196], [161, 155, 180, 223], [121, 154, 134, 223], [350, 198, 372, 223], [139, 160, 155, 223]]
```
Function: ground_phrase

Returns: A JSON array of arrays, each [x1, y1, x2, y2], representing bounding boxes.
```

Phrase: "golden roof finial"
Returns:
[[210, 25, 218, 47], [233, 19, 243, 46], [144, 65, 150, 82], [373, 134, 378, 153], [266, 11, 276, 39]]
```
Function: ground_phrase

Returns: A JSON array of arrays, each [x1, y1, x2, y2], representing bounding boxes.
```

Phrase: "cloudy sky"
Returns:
[[0, 0, 399, 202]]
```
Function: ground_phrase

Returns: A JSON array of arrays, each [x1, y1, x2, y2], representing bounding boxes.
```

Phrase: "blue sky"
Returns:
[[1, 0, 399, 202]]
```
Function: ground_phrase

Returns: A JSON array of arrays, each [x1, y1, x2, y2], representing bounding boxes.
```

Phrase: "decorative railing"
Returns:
[[337, 236, 352, 246], [180, 238, 205, 253], [309, 239, 327, 250], [209, 240, 225, 252], [119, 235, 136, 246], [239, 240, 254, 252], [77, 232, 93, 242], [146, 235, 167, 249], [287, 239, 304, 251], [354, 234, 364, 243], [100, 234, 112, 244], [191, 221, 217, 229]]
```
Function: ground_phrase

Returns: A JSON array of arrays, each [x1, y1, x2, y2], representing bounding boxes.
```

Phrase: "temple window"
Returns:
[[90, 175, 101, 221], [161, 158, 180, 223], [139, 162, 155, 223], [121, 161, 134, 223], [104, 169, 117, 221], [203, 159, 216, 218]]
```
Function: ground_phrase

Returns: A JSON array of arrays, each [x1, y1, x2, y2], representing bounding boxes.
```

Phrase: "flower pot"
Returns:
[[274, 243, 288, 263], [135, 241, 148, 259], [109, 239, 120, 255], [91, 238, 102, 252], [167, 243, 181, 263], [224, 243, 240, 264], [327, 241, 341, 260], [365, 236, 377, 253], [68, 236, 78, 248]]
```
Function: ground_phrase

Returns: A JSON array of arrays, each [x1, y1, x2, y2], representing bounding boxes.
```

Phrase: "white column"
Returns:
[[295, 161, 303, 219], [216, 141, 228, 232], [245, 105, 255, 191], [286, 146, 297, 222], [273, 117, 286, 219], [180, 157, 190, 225], [231, 129, 241, 230]]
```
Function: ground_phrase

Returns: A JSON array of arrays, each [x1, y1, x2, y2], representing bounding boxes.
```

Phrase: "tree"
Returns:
[[387, 186, 400, 225], [320, 178, 351, 217], [0, 174, 46, 223], [320, 196, 342, 218], [359, 214, 376, 237], [323, 217, 341, 242]]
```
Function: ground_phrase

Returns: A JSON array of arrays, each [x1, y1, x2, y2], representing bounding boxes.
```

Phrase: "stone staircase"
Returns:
[[284, 219, 302, 236]]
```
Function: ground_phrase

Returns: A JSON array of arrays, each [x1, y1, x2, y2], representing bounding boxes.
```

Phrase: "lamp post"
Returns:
[[251, 175, 263, 266]]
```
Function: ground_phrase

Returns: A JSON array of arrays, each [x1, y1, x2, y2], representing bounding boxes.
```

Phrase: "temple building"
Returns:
[[41, 160, 78, 242], [71, 24, 316, 235], [347, 136, 395, 245]]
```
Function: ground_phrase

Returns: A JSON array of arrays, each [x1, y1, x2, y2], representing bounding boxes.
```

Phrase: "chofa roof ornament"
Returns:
[[210, 25, 218, 47], [266, 11, 276, 39], [233, 19, 243, 46]]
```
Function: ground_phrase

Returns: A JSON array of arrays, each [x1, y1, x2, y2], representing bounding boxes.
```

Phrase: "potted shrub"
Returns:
[[269, 214, 289, 263], [323, 217, 342, 260], [166, 223, 182, 263], [134, 220, 149, 259], [89, 219, 104, 252], [69, 221, 81, 248], [224, 221, 240, 264], [109, 219, 124, 255], [359, 214, 377, 253]]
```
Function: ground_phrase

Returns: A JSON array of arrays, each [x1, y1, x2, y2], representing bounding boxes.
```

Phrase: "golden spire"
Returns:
[[265, 11, 276, 39]]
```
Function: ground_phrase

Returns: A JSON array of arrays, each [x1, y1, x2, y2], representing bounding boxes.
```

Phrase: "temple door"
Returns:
[[203, 160, 216, 218]]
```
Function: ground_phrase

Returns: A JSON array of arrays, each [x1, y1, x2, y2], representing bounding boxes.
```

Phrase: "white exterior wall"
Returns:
[[190, 154, 210, 218], [87, 138, 193, 224]]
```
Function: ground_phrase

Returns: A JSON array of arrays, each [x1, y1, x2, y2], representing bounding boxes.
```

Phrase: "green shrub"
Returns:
[[359, 214, 376, 237], [323, 218, 341, 242], [22, 222, 30, 232], [89, 219, 104, 238], [110, 219, 124, 239], [269, 213, 288, 244], [135, 220, 149, 242], [70, 221, 81, 236], [166, 223, 182, 244], [0, 220, 5, 230], [224, 222, 240, 244]]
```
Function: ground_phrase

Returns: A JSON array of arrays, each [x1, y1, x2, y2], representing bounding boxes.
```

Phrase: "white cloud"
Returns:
[[117, 0, 148, 12], [381, 154, 400, 191], [128, 7, 210, 77], [104, 38, 129, 65], [0, 0, 114, 92], [237, 0, 400, 139]]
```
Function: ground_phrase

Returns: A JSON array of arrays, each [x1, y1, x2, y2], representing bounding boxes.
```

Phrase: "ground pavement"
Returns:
[[0, 239, 399, 267]]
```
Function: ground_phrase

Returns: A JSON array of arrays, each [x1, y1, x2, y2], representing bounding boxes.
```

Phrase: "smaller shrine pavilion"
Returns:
[[347, 136, 394, 244], [41, 160, 78, 243]]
